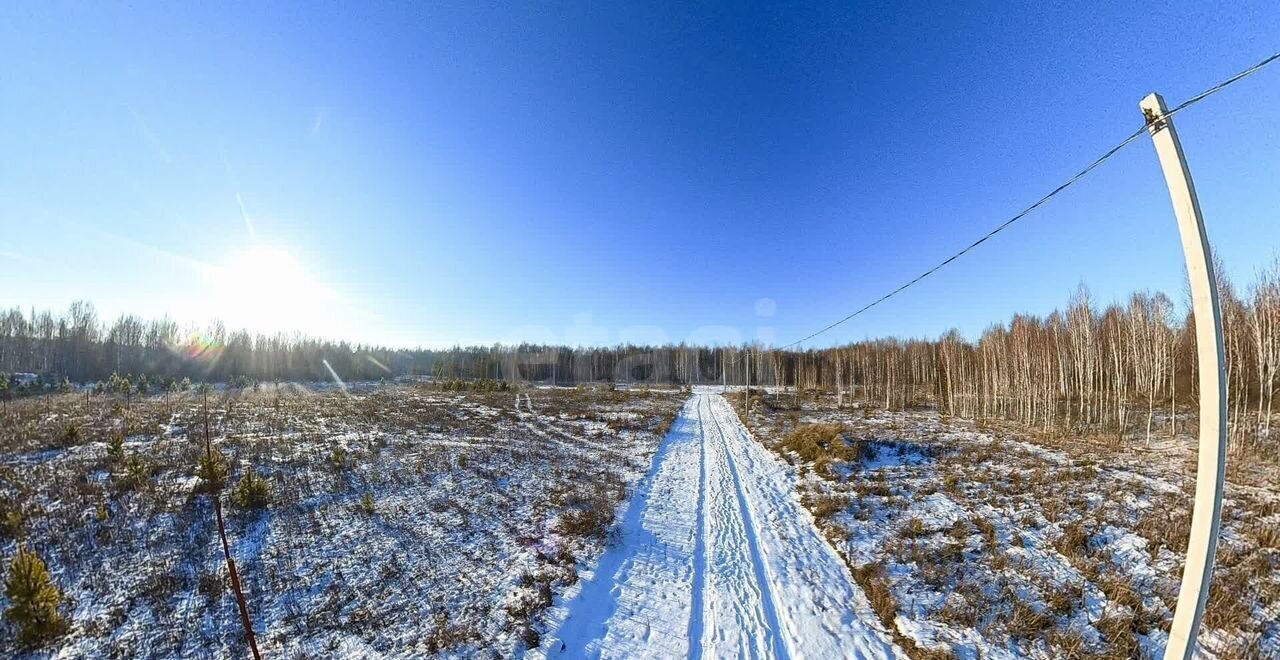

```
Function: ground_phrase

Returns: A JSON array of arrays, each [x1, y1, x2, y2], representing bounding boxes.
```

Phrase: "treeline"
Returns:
[[0, 301, 756, 387], [769, 261, 1279, 456], [2, 262, 1276, 453]]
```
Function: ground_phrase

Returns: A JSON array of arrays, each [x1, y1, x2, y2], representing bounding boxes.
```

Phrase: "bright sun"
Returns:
[[207, 246, 335, 335]]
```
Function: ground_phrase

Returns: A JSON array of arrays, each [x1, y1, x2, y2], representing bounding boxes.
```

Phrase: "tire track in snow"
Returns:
[[544, 392, 901, 660], [686, 396, 708, 656], [703, 394, 790, 659], [706, 393, 905, 659]]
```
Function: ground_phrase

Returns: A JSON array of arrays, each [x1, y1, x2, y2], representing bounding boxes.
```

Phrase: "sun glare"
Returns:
[[207, 245, 335, 336]]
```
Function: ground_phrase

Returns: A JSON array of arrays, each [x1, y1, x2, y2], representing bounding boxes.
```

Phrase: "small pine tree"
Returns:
[[4, 546, 68, 648], [107, 430, 125, 464], [0, 497, 24, 540], [360, 493, 375, 515], [61, 424, 82, 446], [230, 470, 270, 510], [328, 446, 348, 471], [195, 449, 229, 493], [118, 454, 150, 491]]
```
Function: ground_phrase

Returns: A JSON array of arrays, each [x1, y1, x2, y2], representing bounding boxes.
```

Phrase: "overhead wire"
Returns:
[[782, 50, 1280, 349]]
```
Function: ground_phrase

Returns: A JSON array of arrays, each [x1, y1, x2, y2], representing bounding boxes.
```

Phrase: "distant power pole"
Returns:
[[1140, 92, 1226, 660], [721, 348, 726, 393]]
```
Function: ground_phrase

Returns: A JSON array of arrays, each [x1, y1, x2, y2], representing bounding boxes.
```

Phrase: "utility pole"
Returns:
[[1140, 92, 1227, 660], [721, 348, 726, 393]]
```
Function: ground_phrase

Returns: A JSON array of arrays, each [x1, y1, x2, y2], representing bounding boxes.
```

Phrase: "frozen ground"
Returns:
[[5, 384, 1276, 659], [0, 384, 683, 658], [540, 391, 901, 659], [737, 391, 1280, 659]]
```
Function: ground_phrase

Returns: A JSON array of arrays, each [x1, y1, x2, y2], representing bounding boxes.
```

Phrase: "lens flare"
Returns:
[[365, 355, 391, 373], [321, 359, 347, 392]]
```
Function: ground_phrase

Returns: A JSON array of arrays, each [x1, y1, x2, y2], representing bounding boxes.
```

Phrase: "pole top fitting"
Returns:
[[1140, 92, 1170, 134]]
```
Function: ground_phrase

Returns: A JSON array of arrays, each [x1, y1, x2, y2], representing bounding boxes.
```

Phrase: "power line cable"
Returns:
[[782, 50, 1280, 350]]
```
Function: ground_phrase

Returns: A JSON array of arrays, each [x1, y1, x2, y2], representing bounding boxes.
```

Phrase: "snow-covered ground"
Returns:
[[738, 392, 1280, 659], [6, 384, 1275, 659], [0, 384, 684, 658], [541, 391, 902, 659]]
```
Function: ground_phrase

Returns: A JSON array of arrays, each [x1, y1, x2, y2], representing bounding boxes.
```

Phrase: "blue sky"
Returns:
[[2, 2, 1278, 348]]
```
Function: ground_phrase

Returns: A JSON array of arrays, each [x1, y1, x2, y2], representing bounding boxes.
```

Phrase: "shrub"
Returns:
[[195, 449, 229, 493], [456, 452, 468, 469], [4, 546, 68, 648], [0, 497, 26, 539], [230, 470, 271, 510], [61, 424, 82, 447], [108, 372, 131, 397], [360, 493, 376, 515], [328, 446, 349, 471], [117, 454, 150, 491], [107, 430, 125, 464]]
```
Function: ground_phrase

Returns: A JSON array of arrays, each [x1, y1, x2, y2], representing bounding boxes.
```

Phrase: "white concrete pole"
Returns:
[[1139, 92, 1227, 660]]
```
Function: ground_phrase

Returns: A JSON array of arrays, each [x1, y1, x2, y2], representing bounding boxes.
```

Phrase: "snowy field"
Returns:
[[0, 383, 683, 658], [737, 391, 1280, 659], [5, 383, 1277, 659]]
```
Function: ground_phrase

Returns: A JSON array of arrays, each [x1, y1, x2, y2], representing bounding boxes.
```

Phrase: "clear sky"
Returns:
[[2, 2, 1278, 349]]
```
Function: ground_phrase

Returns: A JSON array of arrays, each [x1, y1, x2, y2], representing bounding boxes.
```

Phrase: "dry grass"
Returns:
[[739, 390, 1280, 657], [781, 423, 860, 466], [0, 384, 685, 657], [555, 489, 620, 541], [801, 492, 850, 523], [850, 561, 898, 628]]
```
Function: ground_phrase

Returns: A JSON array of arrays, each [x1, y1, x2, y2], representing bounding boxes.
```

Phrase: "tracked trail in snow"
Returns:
[[544, 391, 901, 660], [697, 394, 789, 659]]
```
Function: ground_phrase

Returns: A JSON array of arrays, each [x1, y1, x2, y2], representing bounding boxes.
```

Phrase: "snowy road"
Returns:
[[543, 392, 901, 659]]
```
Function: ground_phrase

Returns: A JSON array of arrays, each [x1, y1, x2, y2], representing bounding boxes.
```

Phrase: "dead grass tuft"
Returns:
[[851, 561, 899, 627], [782, 423, 861, 466]]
